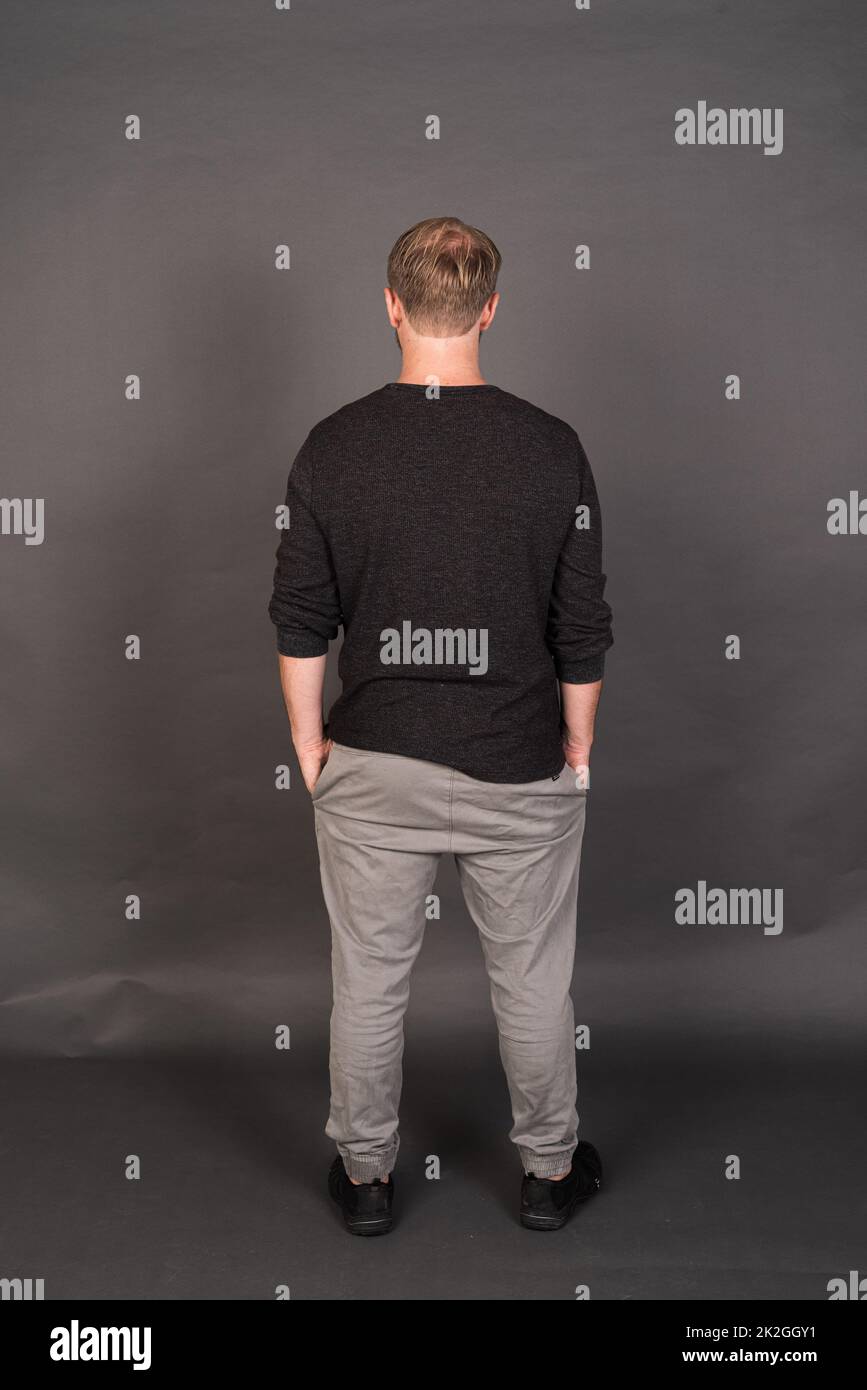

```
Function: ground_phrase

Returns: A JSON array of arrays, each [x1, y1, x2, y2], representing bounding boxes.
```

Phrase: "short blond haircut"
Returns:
[[386, 216, 502, 337]]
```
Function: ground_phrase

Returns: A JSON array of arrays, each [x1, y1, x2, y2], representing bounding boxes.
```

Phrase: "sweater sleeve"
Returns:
[[268, 432, 342, 656], [545, 436, 614, 682]]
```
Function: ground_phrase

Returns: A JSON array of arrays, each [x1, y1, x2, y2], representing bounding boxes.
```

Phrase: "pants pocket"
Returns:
[[311, 745, 340, 800]]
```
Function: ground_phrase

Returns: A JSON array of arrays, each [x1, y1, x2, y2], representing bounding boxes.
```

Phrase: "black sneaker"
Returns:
[[328, 1156, 394, 1236], [520, 1140, 603, 1231]]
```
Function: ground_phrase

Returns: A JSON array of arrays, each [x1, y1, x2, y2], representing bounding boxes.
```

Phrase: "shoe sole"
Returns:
[[342, 1214, 393, 1236]]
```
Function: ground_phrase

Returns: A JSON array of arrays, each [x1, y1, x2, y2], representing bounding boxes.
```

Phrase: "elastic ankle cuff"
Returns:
[[340, 1149, 397, 1183], [519, 1147, 575, 1178]]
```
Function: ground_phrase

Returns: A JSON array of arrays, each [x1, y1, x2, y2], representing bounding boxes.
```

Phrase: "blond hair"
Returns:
[[386, 216, 501, 337]]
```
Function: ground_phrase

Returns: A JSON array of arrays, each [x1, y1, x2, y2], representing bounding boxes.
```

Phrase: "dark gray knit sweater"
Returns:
[[268, 382, 613, 782]]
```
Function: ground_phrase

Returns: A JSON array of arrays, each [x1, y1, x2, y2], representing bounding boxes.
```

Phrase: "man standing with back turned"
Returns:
[[268, 217, 613, 1235]]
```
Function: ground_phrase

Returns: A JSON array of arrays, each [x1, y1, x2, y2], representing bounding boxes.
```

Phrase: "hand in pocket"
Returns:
[[298, 737, 334, 794]]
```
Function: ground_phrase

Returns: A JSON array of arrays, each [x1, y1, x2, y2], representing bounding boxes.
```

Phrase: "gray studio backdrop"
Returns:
[[1, 0, 865, 1257]]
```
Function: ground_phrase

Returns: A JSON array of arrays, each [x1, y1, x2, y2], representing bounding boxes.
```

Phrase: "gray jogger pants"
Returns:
[[312, 741, 588, 1181]]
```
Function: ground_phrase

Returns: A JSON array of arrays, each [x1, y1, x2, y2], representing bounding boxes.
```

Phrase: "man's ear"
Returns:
[[384, 287, 402, 330], [478, 291, 500, 334]]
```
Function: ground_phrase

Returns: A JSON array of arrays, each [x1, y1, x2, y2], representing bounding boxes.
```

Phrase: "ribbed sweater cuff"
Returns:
[[556, 653, 606, 684], [276, 628, 329, 658]]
